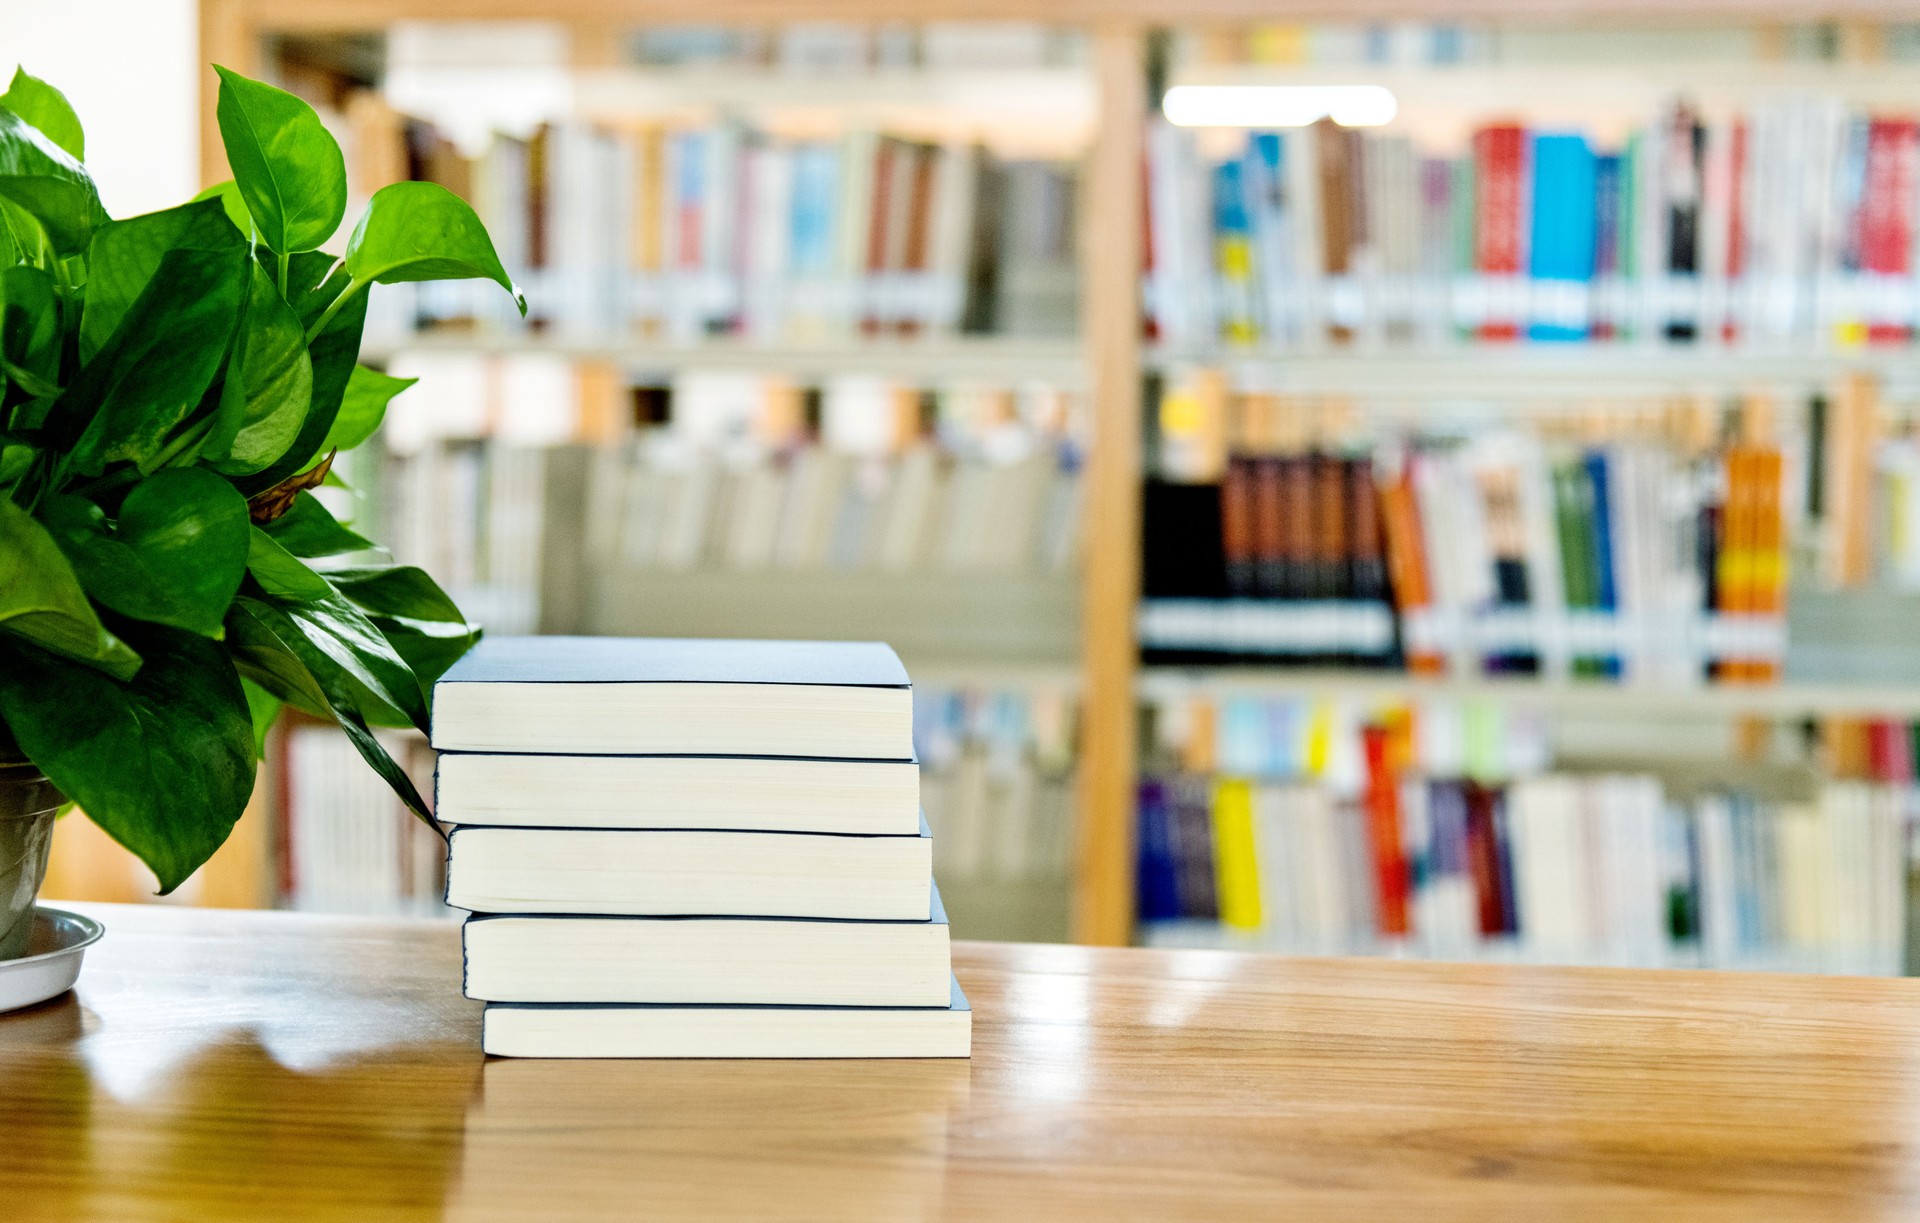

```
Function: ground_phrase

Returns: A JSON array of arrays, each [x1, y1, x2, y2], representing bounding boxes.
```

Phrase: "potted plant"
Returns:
[[0, 65, 523, 955]]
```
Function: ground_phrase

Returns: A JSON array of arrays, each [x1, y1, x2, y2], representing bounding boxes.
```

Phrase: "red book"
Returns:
[[1362, 725, 1410, 937], [1463, 782, 1511, 936], [1472, 123, 1526, 343], [1723, 119, 1748, 344], [1861, 119, 1919, 345]]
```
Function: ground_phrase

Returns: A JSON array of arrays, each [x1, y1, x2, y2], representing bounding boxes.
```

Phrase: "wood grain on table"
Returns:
[[1, 903, 1918, 1221]]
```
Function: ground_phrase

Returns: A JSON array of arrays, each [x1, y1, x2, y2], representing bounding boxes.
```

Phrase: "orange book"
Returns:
[[1361, 725, 1410, 938], [1378, 466, 1443, 675], [1747, 448, 1786, 681], [1715, 447, 1756, 682]]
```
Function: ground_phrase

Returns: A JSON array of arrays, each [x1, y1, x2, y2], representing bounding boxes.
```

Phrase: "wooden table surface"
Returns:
[[4, 904, 1920, 1222]]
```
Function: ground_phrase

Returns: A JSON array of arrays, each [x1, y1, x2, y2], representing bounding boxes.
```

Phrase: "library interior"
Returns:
[[10, 1, 1920, 1217]]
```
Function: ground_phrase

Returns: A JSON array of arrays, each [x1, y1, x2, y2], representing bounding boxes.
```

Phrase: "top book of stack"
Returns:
[[430, 636, 913, 759], [431, 637, 919, 835]]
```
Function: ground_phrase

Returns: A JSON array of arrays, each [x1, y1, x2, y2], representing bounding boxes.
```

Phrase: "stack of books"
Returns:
[[430, 636, 970, 1058]]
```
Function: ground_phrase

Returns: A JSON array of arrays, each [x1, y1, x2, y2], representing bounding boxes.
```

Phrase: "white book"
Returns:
[[445, 819, 932, 919], [481, 977, 970, 1059], [462, 887, 952, 1006], [430, 636, 914, 759], [436, 754, 921, 834]]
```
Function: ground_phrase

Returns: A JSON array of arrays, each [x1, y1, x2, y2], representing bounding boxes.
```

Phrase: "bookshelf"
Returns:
[[185, 1, 1920, 952]]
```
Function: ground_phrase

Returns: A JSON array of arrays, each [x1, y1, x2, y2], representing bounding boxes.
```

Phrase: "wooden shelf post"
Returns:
[[1071, 25, 1146, 947]]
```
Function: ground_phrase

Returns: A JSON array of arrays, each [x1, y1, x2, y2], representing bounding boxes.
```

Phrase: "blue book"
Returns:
[[463, 882, 953, 1007], [1243, 132, 1292, 343], [788, 142, 840, 277], [481, 975, 971, 1058], [1583, 452, 1623, 679], [1211, 158, 1258, 342], [1135, 780, 1181, 923], [432, 637, 913, 759], [1527, 133, 1598, 341]]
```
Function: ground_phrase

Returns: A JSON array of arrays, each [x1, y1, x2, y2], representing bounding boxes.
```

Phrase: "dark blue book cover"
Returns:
[[1583, 450, 1622, 679], [1135, 779, 1181, 923]]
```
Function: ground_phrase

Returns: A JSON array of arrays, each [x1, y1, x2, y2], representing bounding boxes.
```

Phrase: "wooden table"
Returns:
[[4, 904, 1919, 1221]]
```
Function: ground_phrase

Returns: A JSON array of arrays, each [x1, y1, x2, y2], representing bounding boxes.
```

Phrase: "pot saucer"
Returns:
[[0, 907, 103, 1014]]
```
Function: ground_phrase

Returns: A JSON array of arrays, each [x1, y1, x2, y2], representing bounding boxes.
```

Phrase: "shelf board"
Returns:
[[363, 331, 1088, 382], [1139, 666, 1920, 718], [1151, 345, 1920, 401], [579, 567, 1082, 666], [1171, 60, 1920, 133]]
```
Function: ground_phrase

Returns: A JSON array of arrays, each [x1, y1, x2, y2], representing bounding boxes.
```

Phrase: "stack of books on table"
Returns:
[[430, 636, 970, 1058]]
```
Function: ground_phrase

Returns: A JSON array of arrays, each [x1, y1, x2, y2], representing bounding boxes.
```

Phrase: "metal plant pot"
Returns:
[[0, 747, 62, 960]]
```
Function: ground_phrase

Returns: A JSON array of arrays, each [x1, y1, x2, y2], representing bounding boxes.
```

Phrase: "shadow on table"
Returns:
[[0, 992, 481, 1223]]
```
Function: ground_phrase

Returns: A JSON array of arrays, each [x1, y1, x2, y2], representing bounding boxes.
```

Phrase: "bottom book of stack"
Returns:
[[464, 886, 968, 1058], [483, 977, 972, 1059]]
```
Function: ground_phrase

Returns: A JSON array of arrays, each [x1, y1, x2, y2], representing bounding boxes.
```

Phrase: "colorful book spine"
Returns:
[[1527, 133, 1597, 341]]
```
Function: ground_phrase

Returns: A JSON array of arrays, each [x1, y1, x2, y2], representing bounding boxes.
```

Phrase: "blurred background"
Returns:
[[18, 0, 1920, 976]]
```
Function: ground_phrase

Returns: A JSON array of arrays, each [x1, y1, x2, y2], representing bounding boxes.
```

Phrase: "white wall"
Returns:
[[0, 0, 199, 218]]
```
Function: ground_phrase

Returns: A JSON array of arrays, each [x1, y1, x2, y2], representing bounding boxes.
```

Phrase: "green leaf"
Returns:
[[0, 497, 140, 679], [236, 251, 364, 495], [322, 365, 414, 456], [0, 104, 107, 255], [54, 244, 248, 477], [82, 197, 245, 363], [191, 179, 254, 241], [203, 262, 311, 473], [258, 490, 373, 556], [345, 181, 526, 313], [213, 66, 346, 254], [0, 631, 254, 894], [240, 590, 427, 730], [246, 525, 333, 601], [224, 602, 330, 718], [0, 68, 83, 161], [228, 595, 431, 819], [37, 469, 249, 636], [0, 264, 59, 395], [321, 563, 479, 695], [240, 676, 281, 760]]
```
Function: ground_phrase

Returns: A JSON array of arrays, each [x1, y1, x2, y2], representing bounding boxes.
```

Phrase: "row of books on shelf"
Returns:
[[609, 21, 1085, 69], [369, 110, 1077, 343], [279, 725, 447, 917], [915, 685, 1076, 884], [1148, 100, 1920, 351], [1136, 699, 1917, 974], [1141, 378, 1902, 675], [583, 435, 1082, 576]]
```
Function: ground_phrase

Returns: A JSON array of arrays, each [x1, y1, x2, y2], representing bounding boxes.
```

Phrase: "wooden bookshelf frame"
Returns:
[[198, 0, 1911, 946]]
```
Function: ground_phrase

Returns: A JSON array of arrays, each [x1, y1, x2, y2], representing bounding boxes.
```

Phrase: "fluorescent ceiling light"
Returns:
[[1162, 84, 1398, 129]]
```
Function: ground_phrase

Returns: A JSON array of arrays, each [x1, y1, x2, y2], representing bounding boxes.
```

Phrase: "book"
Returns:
[[481, 975, 972, 1058], [431, 636, 914, 759], [445, 817, 934, 920], [435, 753, 921, 834], [461, 885, 952, 1005]]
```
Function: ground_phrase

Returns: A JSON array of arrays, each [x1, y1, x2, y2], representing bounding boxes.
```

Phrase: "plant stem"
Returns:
[[147, 414, 217, 472], [303, 277, 367, 345], [277, 250, 290, 298]]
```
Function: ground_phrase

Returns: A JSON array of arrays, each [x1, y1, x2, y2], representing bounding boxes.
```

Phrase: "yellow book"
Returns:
[[1211, 779, 1263, 932]]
